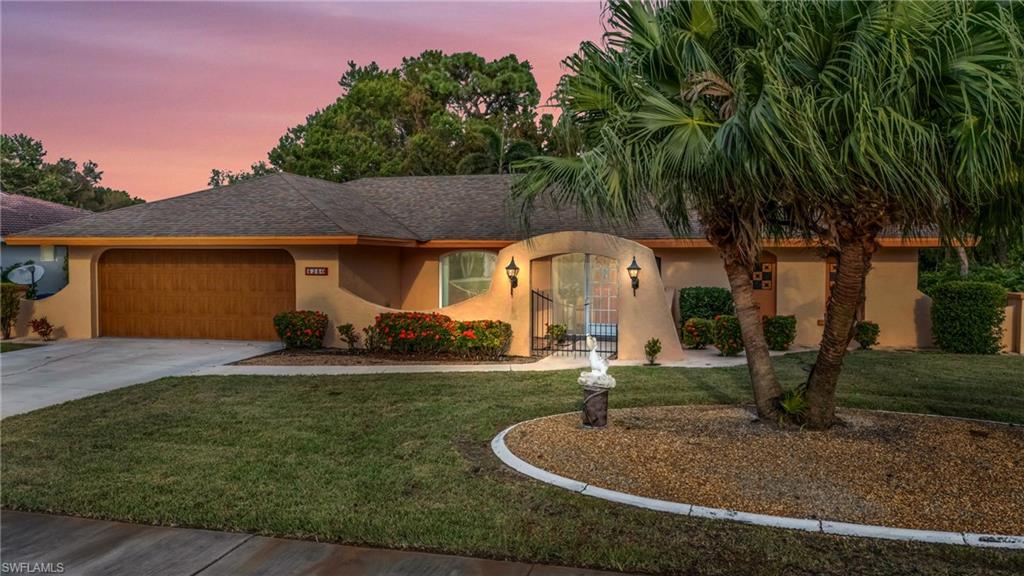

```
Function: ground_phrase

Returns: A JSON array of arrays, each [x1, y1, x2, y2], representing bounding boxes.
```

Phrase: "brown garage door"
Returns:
[[99, 249, 295, 340]]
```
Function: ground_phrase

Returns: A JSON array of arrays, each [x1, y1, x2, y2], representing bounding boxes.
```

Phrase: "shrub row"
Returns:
[[682, 314, 798, 354], [274, 310, 512, 359]]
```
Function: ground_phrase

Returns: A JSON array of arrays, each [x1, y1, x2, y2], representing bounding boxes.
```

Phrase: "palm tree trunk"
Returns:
[[804, 237, 875, 429], [720, 242, 783, 420], [955, 246, 970, 277]]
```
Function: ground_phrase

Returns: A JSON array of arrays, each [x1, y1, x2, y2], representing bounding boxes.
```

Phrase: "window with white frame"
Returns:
[[440, 251, 496, 307]]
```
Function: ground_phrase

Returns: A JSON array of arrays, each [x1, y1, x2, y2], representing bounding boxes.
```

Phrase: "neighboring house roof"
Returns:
[[6, 173, 936, 245], [1, 192, 91, 238]]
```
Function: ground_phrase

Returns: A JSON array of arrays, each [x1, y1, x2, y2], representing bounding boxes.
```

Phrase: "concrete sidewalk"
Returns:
[[193, 346, 814, 377], [1, 511, 629, 576]]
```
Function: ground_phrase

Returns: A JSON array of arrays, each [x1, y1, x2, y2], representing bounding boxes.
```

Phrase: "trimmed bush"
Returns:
[[854, 321, 880, 350], [336, 323, 360, 349], [931, 281, 1007, 354], [644, 337, 662, 365], [369, 312, 512, 358], [681, 317, 714, 349], [452, 320, 513, 359], [680, 287, 734, 321], [1, 283, 22, 340], [713, 315, 744, 356], [374, 312, 454, 354], [546, 323, 567, 346], [762, 315, 797, 351], [274, 310, 328, 349]]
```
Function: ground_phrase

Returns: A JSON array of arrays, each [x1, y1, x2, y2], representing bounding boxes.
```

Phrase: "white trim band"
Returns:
[[491, 417, 1024, 549]]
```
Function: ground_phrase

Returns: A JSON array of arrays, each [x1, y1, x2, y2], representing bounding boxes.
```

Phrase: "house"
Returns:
[[1, 192, 90, 296], [5, 173, 939, 360]]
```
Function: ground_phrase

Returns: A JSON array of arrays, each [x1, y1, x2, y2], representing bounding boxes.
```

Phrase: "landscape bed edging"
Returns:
[[490, 414, 1024, 549]]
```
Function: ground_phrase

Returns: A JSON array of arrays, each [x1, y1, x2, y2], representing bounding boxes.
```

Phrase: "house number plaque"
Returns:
[[305, 267, 329, 276]]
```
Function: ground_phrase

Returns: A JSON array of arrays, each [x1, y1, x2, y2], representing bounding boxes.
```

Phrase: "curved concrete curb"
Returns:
[[491, 415, 1024, 549]]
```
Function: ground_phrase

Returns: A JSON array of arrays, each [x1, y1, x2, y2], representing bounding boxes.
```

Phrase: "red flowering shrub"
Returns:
[[373, 312, 454, 354], [274, 310, 328, 349], [368, 313, 512, 358], [712, 315, 744, 356], [29, 317, 55, 341], [452, 319, 512, 359], [681, 317, 714, 349]]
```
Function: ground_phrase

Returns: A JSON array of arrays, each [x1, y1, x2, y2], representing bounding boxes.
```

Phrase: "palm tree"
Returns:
[[458, 125, 539, 175], [513, 0, 790, 420], [753, 0, 1024, 428]]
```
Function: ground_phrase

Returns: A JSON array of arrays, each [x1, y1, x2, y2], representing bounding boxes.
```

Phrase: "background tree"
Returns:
[[212, 50, 553, 184], [457, 125, 538, 175], [1, 133, 143, 211], [209, 161, 278, 188], [513, 0, 789, 420], [754, 0, 1024, 428]]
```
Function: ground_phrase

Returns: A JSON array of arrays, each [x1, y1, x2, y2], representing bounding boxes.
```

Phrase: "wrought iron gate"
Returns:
[[531, 289, 618, 357]]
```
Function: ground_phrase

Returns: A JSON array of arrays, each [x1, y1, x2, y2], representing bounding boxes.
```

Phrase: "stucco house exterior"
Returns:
[[5, 173, 940, 359], [1, 192, 90, 296]]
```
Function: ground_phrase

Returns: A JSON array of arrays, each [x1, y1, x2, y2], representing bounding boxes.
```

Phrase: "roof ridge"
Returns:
[[333, 179, 423, 241], [274, 173, 351, 235]]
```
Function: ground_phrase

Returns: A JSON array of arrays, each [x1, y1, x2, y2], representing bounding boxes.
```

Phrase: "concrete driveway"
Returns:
[[1, 338, 281, 418]]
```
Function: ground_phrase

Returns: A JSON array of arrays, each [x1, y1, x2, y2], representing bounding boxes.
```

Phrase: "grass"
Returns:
[[3, 350, 1023, 575], [0, 342, 42, 353]]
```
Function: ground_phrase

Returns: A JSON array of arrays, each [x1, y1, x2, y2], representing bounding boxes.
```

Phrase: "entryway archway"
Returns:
[[531, 253, 618, 357]]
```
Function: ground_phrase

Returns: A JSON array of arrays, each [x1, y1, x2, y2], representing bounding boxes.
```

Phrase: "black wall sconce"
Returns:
[[627, 256, 641, 295], [505, 257, 520, 295]]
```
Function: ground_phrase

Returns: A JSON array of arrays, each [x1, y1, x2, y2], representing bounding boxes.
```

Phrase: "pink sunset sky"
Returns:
[[1, 1, 603, 201]]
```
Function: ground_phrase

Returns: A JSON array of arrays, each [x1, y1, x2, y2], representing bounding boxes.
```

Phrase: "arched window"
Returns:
[[440, 251, 496, 307]]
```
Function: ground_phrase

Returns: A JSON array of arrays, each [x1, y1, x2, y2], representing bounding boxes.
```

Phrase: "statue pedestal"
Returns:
[[579, 372, 616, 428]]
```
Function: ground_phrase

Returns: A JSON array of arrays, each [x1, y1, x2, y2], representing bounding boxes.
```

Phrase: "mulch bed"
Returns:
[[505, 405, 1024, 535], [235, 348, 538, 366]]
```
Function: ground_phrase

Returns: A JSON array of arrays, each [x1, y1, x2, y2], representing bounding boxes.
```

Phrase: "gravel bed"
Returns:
[[235, 349, 538, 366], [505, 405, 1024, 535]]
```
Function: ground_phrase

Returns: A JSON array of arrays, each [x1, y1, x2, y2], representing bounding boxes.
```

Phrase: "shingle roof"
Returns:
[[6, 172, 926, 242], [9, 173, 417, 239], [342, 175, 677, 240], [1, 193, 91, 237]]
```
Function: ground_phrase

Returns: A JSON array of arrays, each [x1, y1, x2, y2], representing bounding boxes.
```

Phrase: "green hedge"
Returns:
[[680, 287, 734, 322], [931, 281, 1007, 354], [762, 315, 797, 351]]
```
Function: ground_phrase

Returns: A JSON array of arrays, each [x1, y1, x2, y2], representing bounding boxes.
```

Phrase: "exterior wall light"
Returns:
[[505, 257, 520, 295], [627, 256, 641, 295]]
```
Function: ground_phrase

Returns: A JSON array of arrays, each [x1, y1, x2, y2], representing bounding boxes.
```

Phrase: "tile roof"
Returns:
[[1, 192, 91, 237]]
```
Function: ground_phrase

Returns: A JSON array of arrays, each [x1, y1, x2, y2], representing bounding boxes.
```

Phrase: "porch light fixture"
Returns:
[[627, 256, 641, 295], [505, 257, 520, 295]]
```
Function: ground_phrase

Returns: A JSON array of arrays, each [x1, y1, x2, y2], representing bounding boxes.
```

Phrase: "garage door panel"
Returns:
[[99, 249, 295, 340]]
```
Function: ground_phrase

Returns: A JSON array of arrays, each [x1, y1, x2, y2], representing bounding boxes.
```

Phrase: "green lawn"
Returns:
[[0, 342, 42, 353], [3, 351, 1023, 575]]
